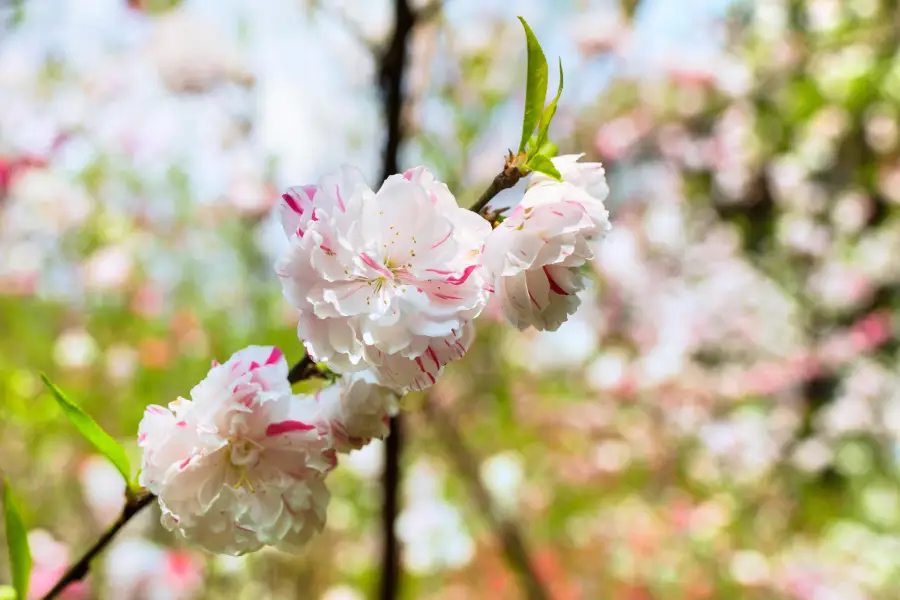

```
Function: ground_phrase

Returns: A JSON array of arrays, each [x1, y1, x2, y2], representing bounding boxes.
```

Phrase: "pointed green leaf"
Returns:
[[527, 135, 558, 159], [535, 59, 564, 152], [517, 17, 549, 154], [525, 154, 562, 181], [537, 140, 558, 159], [41, 374, 131, 485], [3, 480, 31, 600]]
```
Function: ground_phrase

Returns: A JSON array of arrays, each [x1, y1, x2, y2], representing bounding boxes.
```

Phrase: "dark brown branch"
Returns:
[[423, 396, 550, 600], [469, 165, 526, 215], [287, 354, 320, 384], [42, 492, 156, 600], [376, 1, 418, 598]]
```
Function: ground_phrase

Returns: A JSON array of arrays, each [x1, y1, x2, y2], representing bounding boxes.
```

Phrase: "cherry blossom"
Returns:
[[137, 346, 334, 555], [276, 166, 490, 390], [482, 155, 611, 331], [315, 371, 397, 453]]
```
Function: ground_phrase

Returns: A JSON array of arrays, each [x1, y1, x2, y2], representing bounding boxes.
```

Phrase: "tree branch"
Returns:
[[376, 0, 418, 598], [469, 165, 526, 215], [422, 396, 549, 600], [287, 354, 321, 384], [42, 492, 156, 600]]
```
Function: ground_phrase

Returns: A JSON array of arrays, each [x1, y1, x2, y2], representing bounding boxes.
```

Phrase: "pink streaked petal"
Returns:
[[147, 405, 167, 416], [266, 420, 316, 436], [334, 184, 346, 212], [211, 359, 219, 367], [176, 420, 187, 428], [138, 433, 148, 443], [551, 210, 564, 217], [433, 292, 464, 301], [178, 456, 192, 471], [301, 185, 317, 202], [426, 347, 441, 369], [445, 264, 478, 286], [431, 229, 452, 249], [414, 356, 437, 385], [360, 253, 394, 280], [265, 347, 284, 366], [282, 193, 303, 215], [248, 361, 261, 371], [544, 266, 570, 296], [339, 283, 369, 300], [425, 268, 454, 275]]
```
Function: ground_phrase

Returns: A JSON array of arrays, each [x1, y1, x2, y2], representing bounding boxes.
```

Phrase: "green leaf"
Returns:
[[41, 374, 131, 485], [535, 59, 564, 152], [527, 135, 558, 159], [0, 585, 16, 600], [537, 140, 558, 159], [517, 17, 549, 154], [3, 480, 31, 600], [525, 154, 562, 181]]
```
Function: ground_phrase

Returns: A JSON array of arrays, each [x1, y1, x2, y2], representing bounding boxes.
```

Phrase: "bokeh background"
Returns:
[[3, 0, 900, 598]]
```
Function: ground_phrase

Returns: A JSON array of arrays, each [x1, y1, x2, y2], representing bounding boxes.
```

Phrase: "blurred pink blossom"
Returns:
[[27, 530, 87, 600]]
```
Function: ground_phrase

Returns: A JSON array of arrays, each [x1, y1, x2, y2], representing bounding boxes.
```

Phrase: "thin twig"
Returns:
[[42, 492, 156, 600], [470, 165, 526, 215], [422, 395, 550, 600]]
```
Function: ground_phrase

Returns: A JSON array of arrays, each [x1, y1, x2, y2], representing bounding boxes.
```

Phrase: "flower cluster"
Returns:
[[276, 157, 610, 391], [139, 155, 611, 554], [137, 346, 396, 555]]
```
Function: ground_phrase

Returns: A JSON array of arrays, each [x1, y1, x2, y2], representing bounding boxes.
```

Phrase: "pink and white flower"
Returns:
[[526, 154, 611, 229], [482, 155, 611, 331], [137, 346, 334, 555], [276, 166, 490, 390], [315, 372, 398, 453], [373, 322, 475, 391]]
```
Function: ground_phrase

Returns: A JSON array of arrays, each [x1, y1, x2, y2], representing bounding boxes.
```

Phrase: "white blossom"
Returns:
[[315, 372, 398, 453], [482, 154, 611, 331], [138, 346, 334, 555], [275, 166, 490, 391]]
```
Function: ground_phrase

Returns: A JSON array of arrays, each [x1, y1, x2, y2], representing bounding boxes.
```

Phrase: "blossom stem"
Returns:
[[287, 354, 322, 384], [42, 491, 156, 600], [470, 166, 527, 216], [423, 395, 550, 600]]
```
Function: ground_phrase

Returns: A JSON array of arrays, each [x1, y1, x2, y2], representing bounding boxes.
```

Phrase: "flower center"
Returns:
[[228, 437, 262, 468]]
